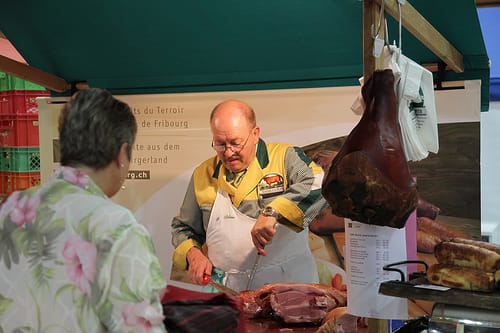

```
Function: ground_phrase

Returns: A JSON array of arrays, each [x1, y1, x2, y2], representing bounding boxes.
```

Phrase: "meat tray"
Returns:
[[378, 277, 500, 311]]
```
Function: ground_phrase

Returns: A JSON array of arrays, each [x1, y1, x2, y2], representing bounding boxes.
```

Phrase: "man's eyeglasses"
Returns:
[[212, 130, 253, 153]]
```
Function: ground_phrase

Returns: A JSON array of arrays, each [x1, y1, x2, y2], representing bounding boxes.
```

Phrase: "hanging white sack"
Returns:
[[384, 45, 439, 161], [351, 46, 439, 161]]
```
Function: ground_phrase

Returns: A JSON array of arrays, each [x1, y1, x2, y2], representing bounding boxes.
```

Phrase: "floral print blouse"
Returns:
[[0, 166, 167, 332]]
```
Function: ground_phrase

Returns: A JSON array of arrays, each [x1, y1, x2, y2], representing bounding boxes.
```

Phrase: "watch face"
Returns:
[[262, 206, 278, 218], [263, 207, 273, 214]]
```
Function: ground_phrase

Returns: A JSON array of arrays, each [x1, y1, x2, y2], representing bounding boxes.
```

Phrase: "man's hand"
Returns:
[[251, 215, 278, 256], [186, 247, 213, 285]]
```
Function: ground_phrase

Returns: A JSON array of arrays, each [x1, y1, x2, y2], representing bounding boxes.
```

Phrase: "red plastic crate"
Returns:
[[0, 90, 50, 115], [0, 114, 39, 147], [0, 171, 41, 196]]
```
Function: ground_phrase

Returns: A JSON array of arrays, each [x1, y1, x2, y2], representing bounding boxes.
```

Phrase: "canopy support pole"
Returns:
[[363, 0, 464, 80], [362, 1, 465, 332], [0, 54, 70, 93]]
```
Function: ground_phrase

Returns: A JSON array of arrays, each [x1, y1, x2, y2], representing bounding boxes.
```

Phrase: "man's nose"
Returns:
[[223, 147, 235, 156]]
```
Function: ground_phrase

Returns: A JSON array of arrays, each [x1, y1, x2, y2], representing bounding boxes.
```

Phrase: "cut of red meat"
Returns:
[[240, 282, 347, 324], [322, 69, 418, 228]]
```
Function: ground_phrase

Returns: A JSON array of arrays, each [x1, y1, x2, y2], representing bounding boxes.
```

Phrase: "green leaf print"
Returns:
[[108, 224, 131, 242], [96, 300, 113, 328], [32, 262, 55, 289], [33, 205, 60, 235], [0, 220, 20, 269], [13, 220, 61, 270], [12, 227, 29, 258], [149, 258, 164, 289], [74, 293, 92, 331], [137, 231, 155, 253], [74, 213, 92, 242], [119, 278, 141, 303], [40, 181, 78, 205], [0, 294, 13, 316], [12, 326, 35, 332]]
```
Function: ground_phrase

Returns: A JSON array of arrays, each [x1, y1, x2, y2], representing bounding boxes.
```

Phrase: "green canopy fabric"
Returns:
[[0, 0, 490, 110]]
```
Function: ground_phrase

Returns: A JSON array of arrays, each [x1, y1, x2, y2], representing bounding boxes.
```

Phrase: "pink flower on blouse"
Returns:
[[61, 167, 89, 187], [122, 300, 165, 333], [62, 235, 97, 296], [10, 193, 40, 227]]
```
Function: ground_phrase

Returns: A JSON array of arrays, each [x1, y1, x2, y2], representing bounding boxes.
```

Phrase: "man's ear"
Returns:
[[252, 126, 261, 144]]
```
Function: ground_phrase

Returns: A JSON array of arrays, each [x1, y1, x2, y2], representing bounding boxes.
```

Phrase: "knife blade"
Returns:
[[246, 223, 278, 290], [208, 280, 239, 296], [203, 274, 239, 296], [246, 252, 261, 290]]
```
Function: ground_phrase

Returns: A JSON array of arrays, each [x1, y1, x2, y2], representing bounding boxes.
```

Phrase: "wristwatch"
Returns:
[[260, 206, 281, 220]]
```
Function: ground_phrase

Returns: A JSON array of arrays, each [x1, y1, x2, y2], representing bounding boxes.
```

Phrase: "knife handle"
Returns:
[[202, 273, 211, 285]]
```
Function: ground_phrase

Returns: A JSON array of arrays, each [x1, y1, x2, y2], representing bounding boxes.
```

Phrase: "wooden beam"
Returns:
[[476, 0, 500, 8], [368, 318, 388, 333], [363, 0, 391, 81], [363, 0, 378, 81], [373, 0, 464, 73], [0, 54, 70, 92]]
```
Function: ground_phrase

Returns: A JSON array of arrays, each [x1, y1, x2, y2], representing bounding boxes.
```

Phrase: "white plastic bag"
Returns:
[[387, 45, 439, 161], [351, 45, 439, 161]]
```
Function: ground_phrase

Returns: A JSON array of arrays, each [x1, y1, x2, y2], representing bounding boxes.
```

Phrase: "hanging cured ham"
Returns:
[[322, 69, 418, 228]]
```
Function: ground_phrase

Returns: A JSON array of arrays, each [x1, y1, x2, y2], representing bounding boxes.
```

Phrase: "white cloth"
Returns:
[[351, 45, 439, 162], [206, 189, 318, 292], [387, 45, 439, 161]]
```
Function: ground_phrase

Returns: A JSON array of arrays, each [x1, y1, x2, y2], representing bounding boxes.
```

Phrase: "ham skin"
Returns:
[[322, 69, 418, 228]]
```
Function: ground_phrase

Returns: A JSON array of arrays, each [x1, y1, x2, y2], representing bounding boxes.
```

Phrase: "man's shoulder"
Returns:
[[195, 155, 219, 172], [265, 142, 294, 152], [192, 156, 221, 182]]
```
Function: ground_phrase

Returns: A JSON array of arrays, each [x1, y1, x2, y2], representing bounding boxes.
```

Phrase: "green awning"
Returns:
[[0, 0, 490, 111]]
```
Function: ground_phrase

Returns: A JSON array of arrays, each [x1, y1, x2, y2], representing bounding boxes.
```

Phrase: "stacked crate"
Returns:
[[0, 71, 50, 198]]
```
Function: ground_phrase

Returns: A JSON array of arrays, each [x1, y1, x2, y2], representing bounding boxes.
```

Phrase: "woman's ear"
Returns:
[[116, 142, 129, 167]]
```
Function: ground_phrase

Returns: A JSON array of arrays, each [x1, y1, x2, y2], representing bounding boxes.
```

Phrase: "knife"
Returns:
[[246, 252, 261, 290], [246, 222, 278, 290], [202, 274, 239, 296]]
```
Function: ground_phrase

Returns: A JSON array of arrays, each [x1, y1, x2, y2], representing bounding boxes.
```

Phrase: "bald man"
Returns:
[[171, 99, 327, 292]]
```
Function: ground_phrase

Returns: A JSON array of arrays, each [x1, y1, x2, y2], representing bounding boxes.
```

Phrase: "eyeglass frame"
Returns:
[[211, 129, 254, 153]]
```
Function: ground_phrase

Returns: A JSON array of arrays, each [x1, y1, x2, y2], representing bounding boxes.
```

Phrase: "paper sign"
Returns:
[[344, 219, 408, 319]]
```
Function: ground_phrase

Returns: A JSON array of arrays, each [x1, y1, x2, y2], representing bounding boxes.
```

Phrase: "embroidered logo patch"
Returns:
[[258, 173, 285, 198]]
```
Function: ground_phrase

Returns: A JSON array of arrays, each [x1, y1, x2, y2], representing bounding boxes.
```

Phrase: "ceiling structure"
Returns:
[[0, 0, 492, 111]]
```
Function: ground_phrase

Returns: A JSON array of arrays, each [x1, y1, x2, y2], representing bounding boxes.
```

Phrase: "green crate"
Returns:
[[0, 71, 46, 91], [0, 147, 40, 172]]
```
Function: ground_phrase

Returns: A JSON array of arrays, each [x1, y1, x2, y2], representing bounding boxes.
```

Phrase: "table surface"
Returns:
[[242, 215, 481, 332], [242, 317, 368, 333], [328, 215, 482, 320]]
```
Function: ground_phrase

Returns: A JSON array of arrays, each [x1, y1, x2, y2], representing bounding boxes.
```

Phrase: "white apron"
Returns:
[[206, 189, 318, 292]]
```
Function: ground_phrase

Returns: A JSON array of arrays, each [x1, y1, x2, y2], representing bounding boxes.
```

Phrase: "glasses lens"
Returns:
[[212, 143, 241, 152], [212, 129, 252, 153], [230, 144, 243, 153]]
